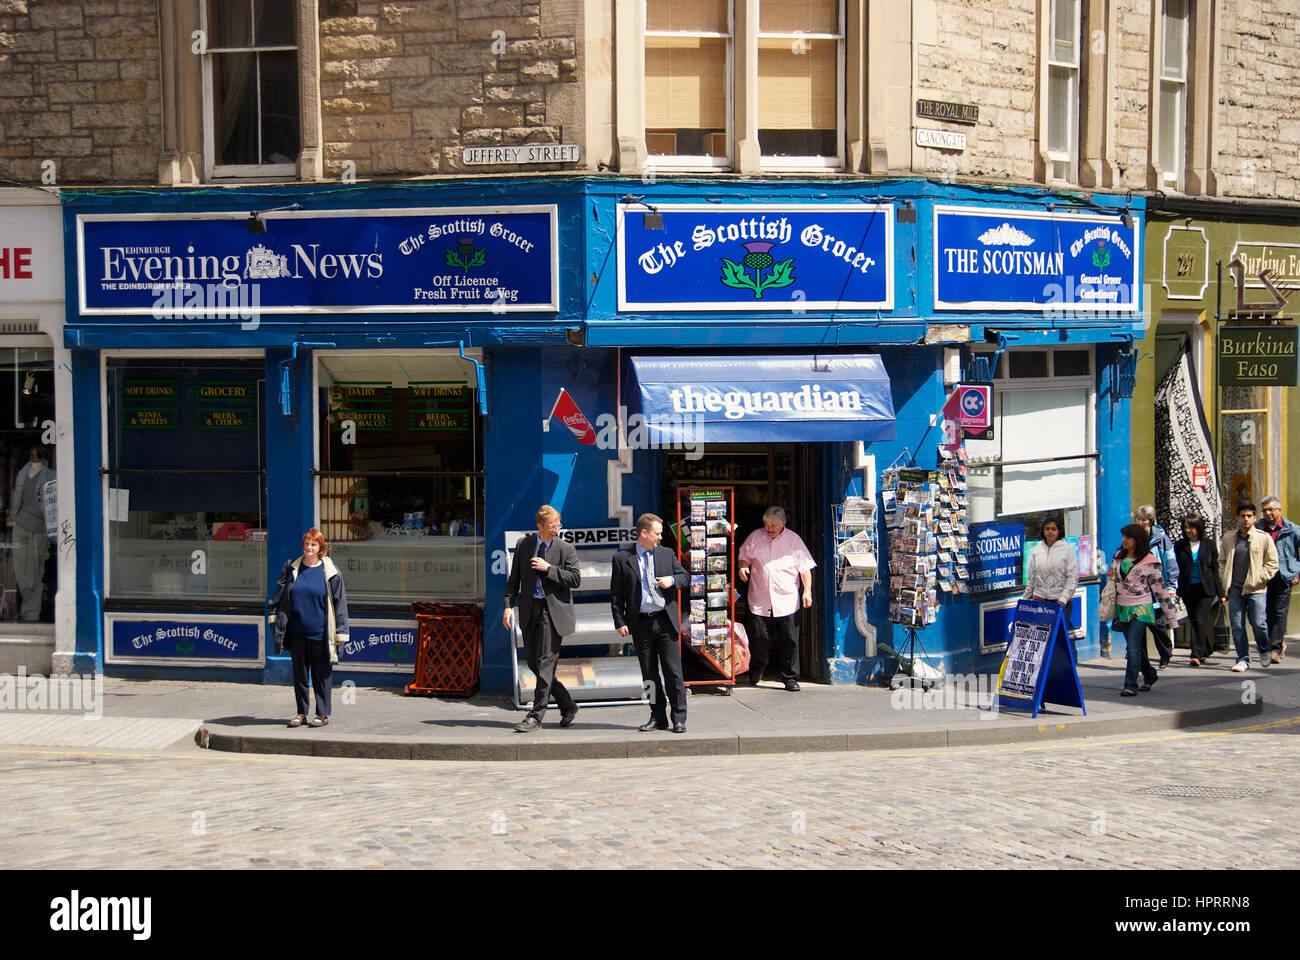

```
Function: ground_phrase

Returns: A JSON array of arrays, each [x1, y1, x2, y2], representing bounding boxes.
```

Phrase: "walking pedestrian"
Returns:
[[737, 506, 816, 691], [1257, 496, 1299, 663], [1109, 523, 1185, 696], [504, 505, 582, 732], [1133, 505, 1179, 667], [1220, 501, 1279, 672], [269, 528, 350, 728], [1174, 513, 1224, 666]]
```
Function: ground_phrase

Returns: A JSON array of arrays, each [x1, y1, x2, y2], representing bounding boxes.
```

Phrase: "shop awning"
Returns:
[[623, 354, 895, 443]]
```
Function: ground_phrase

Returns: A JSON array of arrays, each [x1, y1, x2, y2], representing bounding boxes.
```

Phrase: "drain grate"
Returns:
[[1138, 785, 1268, 800]]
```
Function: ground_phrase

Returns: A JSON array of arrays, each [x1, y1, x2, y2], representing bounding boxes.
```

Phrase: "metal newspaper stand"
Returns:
[[676, 486, 736, 694], [507, 526, 651, 709]]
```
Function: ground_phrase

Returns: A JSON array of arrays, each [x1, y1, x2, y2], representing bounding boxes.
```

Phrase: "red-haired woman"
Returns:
[[268, 529, 350, 727]]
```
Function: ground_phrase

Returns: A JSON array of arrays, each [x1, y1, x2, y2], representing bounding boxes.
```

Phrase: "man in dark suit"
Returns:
[[504, 504, 582, 732], [610, 512, 690, 733]]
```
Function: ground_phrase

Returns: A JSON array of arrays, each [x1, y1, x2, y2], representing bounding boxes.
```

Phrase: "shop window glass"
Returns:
[[0, 348, 56, 624], [758, 0, 842, 166], [1220, 386, 1267, 521], [317, 354, 484, 604], [1008, 350, 1049, 378], [1052, 348, 1091, 378], [106, 358, 266, 602]]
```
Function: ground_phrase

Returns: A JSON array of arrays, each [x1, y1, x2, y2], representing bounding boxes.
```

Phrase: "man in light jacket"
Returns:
[[1135, 505, 1179, 667], [1259, 496, 1299, 663], [1220, 501, 1279, 673]]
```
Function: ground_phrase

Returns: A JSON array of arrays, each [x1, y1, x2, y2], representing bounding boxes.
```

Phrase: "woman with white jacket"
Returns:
[[1023, 518, 1078, 607]]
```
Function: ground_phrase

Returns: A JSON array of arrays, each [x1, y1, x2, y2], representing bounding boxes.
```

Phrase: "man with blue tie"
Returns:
[[504, 505, 582, 732], [610, 513, 691, 733]]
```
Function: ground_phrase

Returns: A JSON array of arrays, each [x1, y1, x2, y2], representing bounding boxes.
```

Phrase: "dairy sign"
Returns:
[[76, 206, 558, 316], [617, 203, 894, 311], [933, 205, 1140, 311]]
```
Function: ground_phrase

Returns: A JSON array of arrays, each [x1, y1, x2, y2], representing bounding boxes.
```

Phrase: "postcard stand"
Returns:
[[676, 486, 736, 694]]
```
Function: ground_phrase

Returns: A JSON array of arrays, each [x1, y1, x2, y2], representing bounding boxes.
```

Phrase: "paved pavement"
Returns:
[[1, 646, 1295, 760]]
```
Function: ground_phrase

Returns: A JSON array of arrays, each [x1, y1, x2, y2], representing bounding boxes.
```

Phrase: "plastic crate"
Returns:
[[404, 602, 482, 697]]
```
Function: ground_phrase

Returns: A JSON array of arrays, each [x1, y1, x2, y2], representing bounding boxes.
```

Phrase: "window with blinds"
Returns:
[[645, 0, 731, 166], [1158, 0, 1189, 190], [758, 0, 842, 165], [1045, 0, 1080, 183]]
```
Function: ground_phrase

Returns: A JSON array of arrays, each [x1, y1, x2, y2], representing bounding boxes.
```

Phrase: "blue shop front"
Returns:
[[62, 179, 1141, 696]]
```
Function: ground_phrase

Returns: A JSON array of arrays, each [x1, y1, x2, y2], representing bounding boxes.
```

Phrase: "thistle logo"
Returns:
[[546, 388, 595, 444], [1091, 240, 1111, 269], [720, 241, 796, 299], [446, 236, 488, 273]]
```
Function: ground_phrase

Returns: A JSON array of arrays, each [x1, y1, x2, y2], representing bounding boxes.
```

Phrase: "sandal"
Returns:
[[1121, 689, 1137, 697], [1188, 658, 1201, 666], [287, 715, 305, 727], [309, 716, 329, 727], [1139, 678, 1157, 691]]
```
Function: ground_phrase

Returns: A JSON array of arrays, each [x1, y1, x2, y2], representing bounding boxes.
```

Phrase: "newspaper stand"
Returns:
[[404, 601, 482, 696], [676, 486, 736, 695]]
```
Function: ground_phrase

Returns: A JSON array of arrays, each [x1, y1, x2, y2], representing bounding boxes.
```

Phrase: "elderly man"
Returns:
[[1134, 505, 1179, 668], [1258, 496, 1300, 663], [738, 506, 816, 691]]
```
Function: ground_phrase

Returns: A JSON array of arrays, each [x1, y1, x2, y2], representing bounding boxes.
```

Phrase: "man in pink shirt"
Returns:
[[737, 506, 816, 691]]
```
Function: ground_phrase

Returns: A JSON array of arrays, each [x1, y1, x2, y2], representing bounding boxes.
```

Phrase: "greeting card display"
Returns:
[[676, 486, 736, 691]]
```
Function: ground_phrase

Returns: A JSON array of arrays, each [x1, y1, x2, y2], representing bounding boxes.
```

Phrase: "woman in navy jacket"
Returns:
[[1174, 513, 1225, 666], [268, 528, 350, 727]]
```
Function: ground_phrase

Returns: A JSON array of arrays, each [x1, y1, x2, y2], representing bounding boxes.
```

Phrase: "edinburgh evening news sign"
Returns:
[[76, 206, 558, 316], [933, 205, 1140, 311], [617, 203, 894, 311]]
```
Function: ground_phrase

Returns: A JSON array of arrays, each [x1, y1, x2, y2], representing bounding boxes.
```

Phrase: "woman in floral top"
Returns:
[[1110, 523, 1185, 696]]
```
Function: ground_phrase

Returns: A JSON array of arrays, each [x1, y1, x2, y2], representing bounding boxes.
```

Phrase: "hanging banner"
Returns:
[[1155, 339, 1223, 543], [618, 203, 894, 311], [934, 205, 1140, 311], [76, 205, 559, 316]]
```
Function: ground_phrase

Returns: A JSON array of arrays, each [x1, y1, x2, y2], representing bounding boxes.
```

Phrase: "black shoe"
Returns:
[[1158, 658, 1171, 669], [559, 705, 579, 727], [784, 680, 801, 692], [638, 719, 669, 732], [514, 716, 541, 733], [747, 672, 763, 686], [671, 722, 687, 733]]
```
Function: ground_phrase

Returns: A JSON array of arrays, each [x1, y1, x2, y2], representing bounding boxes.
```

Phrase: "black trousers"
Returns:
[[1266, 575, 1293, 652], [749, 611, 800, 682], [1144, 622, 1173, 662], [634, 610, 686, 725], [289, 635, 332, 717], [524, 605, 575, 720], [1180, 584, 1218, 661]]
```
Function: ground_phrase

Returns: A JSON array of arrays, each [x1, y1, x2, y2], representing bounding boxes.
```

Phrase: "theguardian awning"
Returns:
[[623, 354, 896, 443]]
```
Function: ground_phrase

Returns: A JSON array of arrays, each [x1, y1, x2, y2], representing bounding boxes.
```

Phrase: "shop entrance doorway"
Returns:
[[661, 443, 823, 680]]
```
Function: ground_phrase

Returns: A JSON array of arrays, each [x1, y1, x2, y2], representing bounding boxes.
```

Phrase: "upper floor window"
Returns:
[[201, 0, 300, 178], [645, 0, 732, 168], [758, 0, 844, 169], [1045, 0, 1080, 183], [1157, 0, 1189, 190]]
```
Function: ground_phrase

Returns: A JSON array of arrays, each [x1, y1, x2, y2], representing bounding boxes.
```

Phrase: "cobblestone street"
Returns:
[[3, 715, 1296, 870]]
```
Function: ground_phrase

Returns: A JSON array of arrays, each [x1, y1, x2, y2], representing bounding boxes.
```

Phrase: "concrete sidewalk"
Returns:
[[5, 650, 1296, 760]]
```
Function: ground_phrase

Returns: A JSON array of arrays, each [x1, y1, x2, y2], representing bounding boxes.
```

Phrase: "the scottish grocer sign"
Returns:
[[934, 205, 1140, 311], [618, 203, 894, 311], [76, 206, 558, 316], [106, 615, 263, 667]]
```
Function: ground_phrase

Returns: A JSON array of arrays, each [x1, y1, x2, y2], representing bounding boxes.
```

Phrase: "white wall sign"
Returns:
[[462, 144, 580, 165], [916, 128, 967, 151]]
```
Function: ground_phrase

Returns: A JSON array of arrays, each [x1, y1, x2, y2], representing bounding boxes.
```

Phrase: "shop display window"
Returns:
[[0, 348, 56, 623], [317, 354, 484, 604], [105, 357, 266, 602]]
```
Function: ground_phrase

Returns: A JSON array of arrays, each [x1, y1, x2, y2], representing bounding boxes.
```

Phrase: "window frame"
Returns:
[[1044, 0, 1081, 184], [1156, 0, 1189, 191], [100, 349, 268, 605], [199, 0, 300, 180], [643, 0, 735, 172], [756, 0, 846, 171]]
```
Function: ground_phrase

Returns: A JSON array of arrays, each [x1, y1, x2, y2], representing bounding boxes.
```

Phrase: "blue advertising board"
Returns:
[[994, 598, 1086, 718], [339, 621, 419, 671], [107, 615, 263, 666], [618, 203, 894, 311], [968, 521, 1025, 593], [933, 205, 1139, 311], [76, 206, 558, 316], [980, 589, 1084, 655]]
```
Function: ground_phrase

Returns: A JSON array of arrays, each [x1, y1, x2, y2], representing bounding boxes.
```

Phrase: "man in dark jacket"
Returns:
[[610, 512, 691, 733], [504, 504, 582, 732], [1259, 496, 1300, 663]]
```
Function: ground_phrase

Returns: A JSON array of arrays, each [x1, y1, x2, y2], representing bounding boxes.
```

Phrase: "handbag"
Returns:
[[1159, 593, 1189, 628], [1098, 577, 1117, 622], [1211, 601, 1231, 652]]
